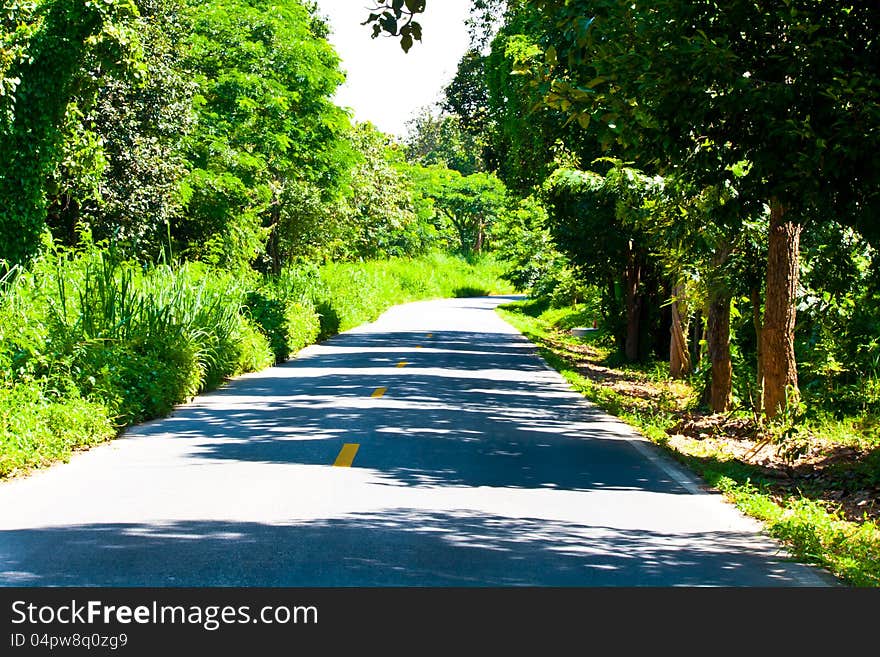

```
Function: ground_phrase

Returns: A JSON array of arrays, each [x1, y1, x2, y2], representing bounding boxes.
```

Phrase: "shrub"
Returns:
[[0, 381, 115, 477]]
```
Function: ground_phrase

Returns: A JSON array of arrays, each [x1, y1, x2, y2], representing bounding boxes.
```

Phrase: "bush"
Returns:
[[0, 381, 115, 477]]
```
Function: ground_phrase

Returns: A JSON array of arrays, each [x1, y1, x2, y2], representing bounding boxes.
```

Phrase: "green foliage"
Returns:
[[340, 123, 433, 260], [0, 239, 273, 426], [0, 0, 140, 268], [441, 49, 490, 141], [0, 380, 115, 478], [542, 163, 668, 359], [797, 224, 880, 415], [46, 0, 195, 261], [489, 193, 588, 304], [404, 107, 486, 176], [530, 0, 879, 234], [177, 0, 351, 268], [245, 287, 320, 363], [483, 6, 601, 193], [406, 164, 508, 255], [719, 480, 880, 587]]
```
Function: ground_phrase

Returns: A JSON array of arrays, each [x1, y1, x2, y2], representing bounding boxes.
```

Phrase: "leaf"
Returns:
[[400, 33, 414, 53], [405, 0, 427, 13], [379, 14, 398, 36]]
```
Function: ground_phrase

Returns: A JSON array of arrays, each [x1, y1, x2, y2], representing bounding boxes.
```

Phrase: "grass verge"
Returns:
[[498, 298, 880, 587]]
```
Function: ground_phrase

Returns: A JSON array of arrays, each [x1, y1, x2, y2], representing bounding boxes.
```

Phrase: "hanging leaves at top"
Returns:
[[361, 0, 426, 52]]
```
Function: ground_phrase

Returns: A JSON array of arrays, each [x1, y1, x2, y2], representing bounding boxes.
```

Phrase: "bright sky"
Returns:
[[313, 1, 473, 138]]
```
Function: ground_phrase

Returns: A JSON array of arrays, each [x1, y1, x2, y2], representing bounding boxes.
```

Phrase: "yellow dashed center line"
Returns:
[[371, 387, 387, 398], [396, 361, 409, 368], [333, 443, 360, 467]]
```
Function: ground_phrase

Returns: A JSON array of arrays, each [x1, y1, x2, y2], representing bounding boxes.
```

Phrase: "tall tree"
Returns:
[[527, 0, 880, 417], [0, 0, 139, 268], [404, 108, 484, 176], [46, 0, 195, 260], [178, 0, 351, 267], [441, 48, 490, 138], [408, 165, 507, 255]]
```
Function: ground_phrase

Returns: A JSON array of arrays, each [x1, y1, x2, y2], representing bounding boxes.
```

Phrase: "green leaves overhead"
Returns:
[[528, 0, 880, 233], [362, 0, 425, 52]]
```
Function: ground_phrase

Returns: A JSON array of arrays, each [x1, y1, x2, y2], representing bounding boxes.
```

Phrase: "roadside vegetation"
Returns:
[[499, 299, 880, 587], [0, 244, 508, 479], [0, 1, 512, 479]]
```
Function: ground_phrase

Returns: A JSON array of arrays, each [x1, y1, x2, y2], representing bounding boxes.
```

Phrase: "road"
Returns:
[[0, 296, 833, 586]]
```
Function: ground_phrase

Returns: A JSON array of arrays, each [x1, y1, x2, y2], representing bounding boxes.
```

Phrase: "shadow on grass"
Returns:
[[453, 286, 490, 298]]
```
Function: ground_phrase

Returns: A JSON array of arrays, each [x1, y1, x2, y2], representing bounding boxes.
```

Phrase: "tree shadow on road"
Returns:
[[0, 510, 819, 586], [124, 328, 692, 494]]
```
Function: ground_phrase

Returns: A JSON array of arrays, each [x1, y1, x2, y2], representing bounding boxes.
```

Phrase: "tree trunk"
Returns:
[[669, 279, 691, 378], [761, 199, 801, 418], [624, 243, 641, 362], [750, 285, 764, 412], [690, 310, 703, 370], [700, 244, 734, 413], [706, 287, 733, 413]]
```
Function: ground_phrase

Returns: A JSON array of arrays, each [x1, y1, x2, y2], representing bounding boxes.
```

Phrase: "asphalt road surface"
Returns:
[[0, 296, 834, 586]]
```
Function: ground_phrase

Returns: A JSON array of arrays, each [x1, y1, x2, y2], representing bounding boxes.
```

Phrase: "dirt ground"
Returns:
[[666, 413, 879, 524], [553, 333, 879, 524]]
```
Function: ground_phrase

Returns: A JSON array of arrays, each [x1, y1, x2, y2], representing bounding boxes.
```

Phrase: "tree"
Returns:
[[490, 194, 568, 294], [343, 123, 431, 260], [373, 1, 879, 419], [0, 0, 139, 268], [483, 4, 602, 194], [178, 0, 351, 268], [46, 0, 195, 260], [441, 48, 490, 138], [543, 163, 666, 363], [404, 107, 485, 176], [526, 0, 879, 417], [408, 165, 507, 255]]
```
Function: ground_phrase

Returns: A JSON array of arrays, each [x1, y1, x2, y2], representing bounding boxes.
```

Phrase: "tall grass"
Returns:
[[1, 246, 511, 477]]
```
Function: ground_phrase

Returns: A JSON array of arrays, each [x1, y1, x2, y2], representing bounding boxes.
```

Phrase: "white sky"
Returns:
[[313, 1, 473, 138]]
